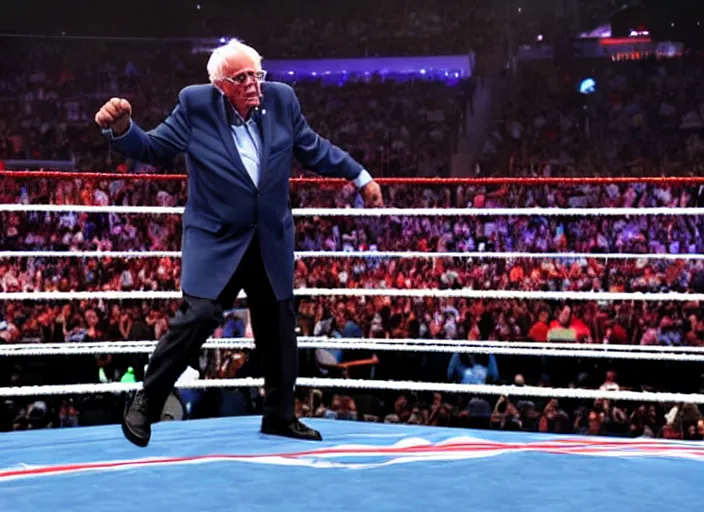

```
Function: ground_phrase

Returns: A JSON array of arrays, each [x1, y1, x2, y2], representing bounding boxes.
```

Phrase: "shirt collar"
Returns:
[[222, 83, 266, 125], [222, 95, 253, 127]]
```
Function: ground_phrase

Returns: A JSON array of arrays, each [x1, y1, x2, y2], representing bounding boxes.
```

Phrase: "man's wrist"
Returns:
[[352, 169, 373, 188], [101, 119, 133, 140]]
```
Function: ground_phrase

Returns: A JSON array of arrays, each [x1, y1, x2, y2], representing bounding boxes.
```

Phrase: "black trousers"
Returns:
[[143, 236, 297, 420]]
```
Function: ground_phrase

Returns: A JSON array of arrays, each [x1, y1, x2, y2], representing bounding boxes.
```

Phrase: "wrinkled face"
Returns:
[[217, 52, 264, 116]]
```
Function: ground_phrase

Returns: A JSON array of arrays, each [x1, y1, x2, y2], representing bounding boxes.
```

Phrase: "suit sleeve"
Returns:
[[290, 88, 366, 181], [107, 88, 191, 164]]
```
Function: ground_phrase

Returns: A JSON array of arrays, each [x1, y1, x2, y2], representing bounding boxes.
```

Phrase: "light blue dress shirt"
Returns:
[[226, 102, 372, 189], [229, 107, 263, 188]]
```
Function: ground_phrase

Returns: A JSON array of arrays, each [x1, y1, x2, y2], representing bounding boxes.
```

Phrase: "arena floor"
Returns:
[[1, 417, 701, 511]]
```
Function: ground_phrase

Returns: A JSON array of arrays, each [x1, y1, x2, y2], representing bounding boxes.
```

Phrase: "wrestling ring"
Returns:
[[1, 172, 704, 512]]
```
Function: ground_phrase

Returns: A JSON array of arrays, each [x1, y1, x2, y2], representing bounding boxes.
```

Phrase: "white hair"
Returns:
[[207, 39, 262, 83]]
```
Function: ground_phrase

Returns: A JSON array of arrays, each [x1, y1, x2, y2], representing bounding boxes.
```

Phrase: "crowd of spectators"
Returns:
[[297, 391, 704, 441], [215, 0, 500, 58], [0, 38, 465, 177], [5, 0, 501, 57], [8, 0, 644, 59], [485, 57, 704, 178]]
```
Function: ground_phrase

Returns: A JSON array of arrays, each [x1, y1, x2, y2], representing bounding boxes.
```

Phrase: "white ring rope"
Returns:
[[296, 251, 704, 261], [0, 251, 183, 259], [1, 204, 185, 214], [4, 339, 704, 361], [1, 378, 702, 403], [4, 337, 704, 354], [432, 339, 704, 353], [1, 289, 703, 301], [3, 250, 704, 261], [0, 290, 183, 300], [4, 204, 704, 216], [296, 337, 704, 353]]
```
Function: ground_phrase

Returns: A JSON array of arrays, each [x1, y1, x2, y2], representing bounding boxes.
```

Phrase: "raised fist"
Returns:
[[95, 97, 132, 136]]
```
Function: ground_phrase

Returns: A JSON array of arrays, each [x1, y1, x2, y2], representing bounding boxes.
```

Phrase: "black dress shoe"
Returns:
[[261, 418, 323, 441], [122, 390, 155, 447]]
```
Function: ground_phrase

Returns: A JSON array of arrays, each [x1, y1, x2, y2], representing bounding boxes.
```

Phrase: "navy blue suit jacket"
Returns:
[[108, 82, 365, 300]]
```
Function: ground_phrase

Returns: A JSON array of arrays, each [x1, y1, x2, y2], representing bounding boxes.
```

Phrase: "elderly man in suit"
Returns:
[[95, 40, 383, 447]]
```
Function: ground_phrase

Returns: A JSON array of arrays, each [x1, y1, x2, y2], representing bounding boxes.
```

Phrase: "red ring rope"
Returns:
[[1, 170, 704, 186]]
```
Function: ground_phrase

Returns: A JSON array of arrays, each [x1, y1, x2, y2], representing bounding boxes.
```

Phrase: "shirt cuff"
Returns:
[[352, 169, 373, 188], [101, 119, 133, 141]]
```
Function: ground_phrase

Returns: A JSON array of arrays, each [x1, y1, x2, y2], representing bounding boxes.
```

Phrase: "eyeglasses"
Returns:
[[223, 70, 267, 85]]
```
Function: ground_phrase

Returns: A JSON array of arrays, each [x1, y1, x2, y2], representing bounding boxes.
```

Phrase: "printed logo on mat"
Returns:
[[2, 436, 703, 481]]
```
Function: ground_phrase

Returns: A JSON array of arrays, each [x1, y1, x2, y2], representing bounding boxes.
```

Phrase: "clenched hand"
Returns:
[[95, 98, 133, 136]]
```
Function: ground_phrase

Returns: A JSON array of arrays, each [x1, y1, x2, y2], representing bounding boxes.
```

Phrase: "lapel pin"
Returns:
[[262, 109, 267, 115]]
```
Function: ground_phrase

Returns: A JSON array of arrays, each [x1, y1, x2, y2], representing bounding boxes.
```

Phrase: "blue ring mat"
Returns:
[[1, 416, 702, 511]]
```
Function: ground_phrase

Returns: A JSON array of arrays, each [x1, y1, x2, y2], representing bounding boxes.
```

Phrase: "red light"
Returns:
[[599, 37, 651, 46]]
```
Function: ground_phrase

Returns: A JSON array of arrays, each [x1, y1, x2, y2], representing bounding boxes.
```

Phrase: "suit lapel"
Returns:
[[258, 92, 272, 189], [215, 92, 254, 187]]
